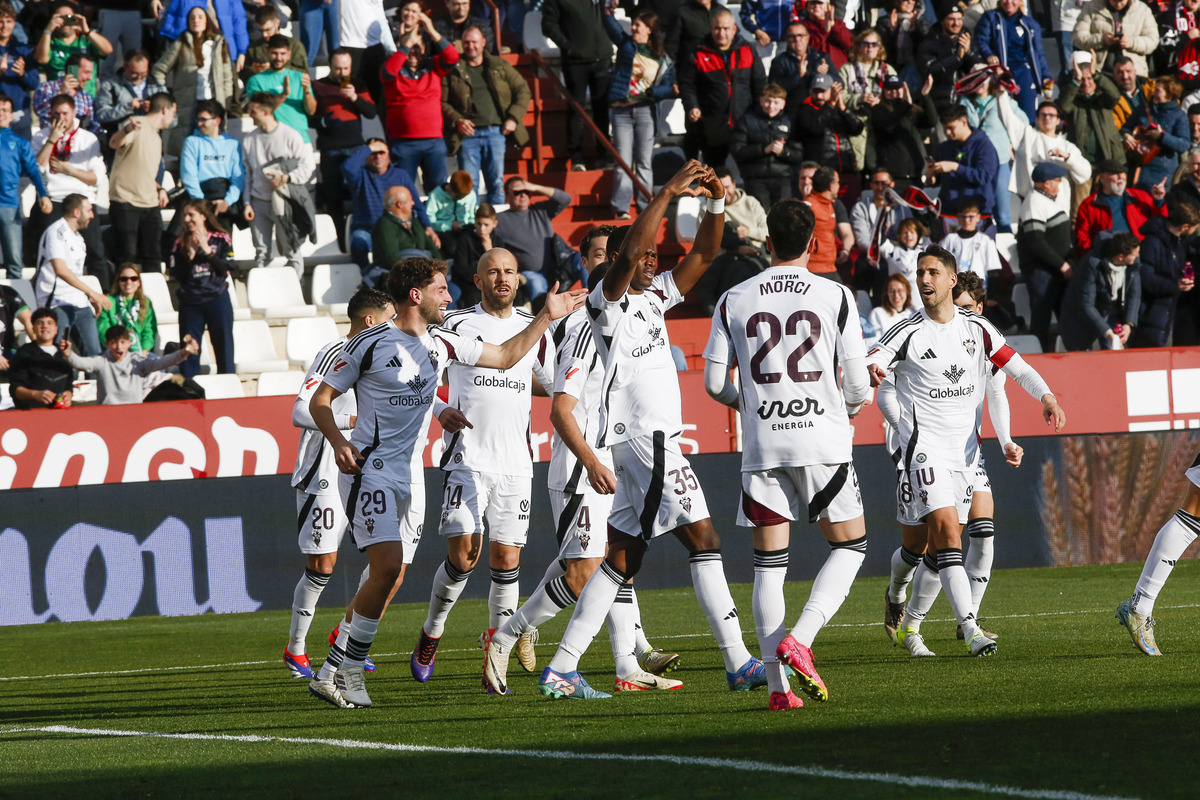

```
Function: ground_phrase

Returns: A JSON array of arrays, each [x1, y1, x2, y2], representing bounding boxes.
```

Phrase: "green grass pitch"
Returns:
[[3, 561, 1200, 800]]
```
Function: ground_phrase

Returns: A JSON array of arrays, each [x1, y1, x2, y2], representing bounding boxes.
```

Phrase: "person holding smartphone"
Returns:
[[34, 3, 112, 96]]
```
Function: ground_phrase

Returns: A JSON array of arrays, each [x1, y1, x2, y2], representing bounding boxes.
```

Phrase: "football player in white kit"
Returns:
[[306, 257, 585, 708], [704, 199, 873, 711], [867, 245, 1066, 658], [880, 272, 1025, 656], [409, 248, 555, 687], [539, 161, 766, 700], [1117, 454, 1200, 656], [484, 249, 682, 695], [285, 288, 396, 680]]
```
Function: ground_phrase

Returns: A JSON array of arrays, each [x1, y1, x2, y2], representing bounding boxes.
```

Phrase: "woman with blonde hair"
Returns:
[[152, 6, 234, 157], [97, 263, 159, 354], [838, 28, 895, 177]]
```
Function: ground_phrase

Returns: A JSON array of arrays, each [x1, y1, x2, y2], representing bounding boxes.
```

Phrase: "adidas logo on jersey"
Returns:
[[943, 364, 965, 384], [386, 355, 404, 369], [919, 349, 937, 360]]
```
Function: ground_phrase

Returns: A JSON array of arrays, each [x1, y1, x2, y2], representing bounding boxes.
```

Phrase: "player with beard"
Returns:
[[409, 248, 556, 688], [537, 161, 767, 700], [306, 257, 584, 709], [867, 245, 1065, 658]]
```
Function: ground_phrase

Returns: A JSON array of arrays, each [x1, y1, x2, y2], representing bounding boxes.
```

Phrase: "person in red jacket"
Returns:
[[382, 6, 460, 193], [801, 0, 853, 71], [1074, 159, 1167, 257]]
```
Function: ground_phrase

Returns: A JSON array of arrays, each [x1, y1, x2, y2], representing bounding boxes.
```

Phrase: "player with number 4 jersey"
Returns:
[[705, 199, 872, 711]]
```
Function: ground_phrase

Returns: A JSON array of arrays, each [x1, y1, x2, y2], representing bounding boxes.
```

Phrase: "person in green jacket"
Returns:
[[367, 185, 443, 289], [97, 263, 158, 354]]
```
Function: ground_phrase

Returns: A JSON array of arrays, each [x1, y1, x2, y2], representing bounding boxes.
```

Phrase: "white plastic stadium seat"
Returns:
[[675, 195, 702, 244], [232, 319, 290, 374], [232, 224, 256, 262], [1006, 334, 1043, 355], [226, 275, 251, 321], [1012, 283, 1031, 324], [285, 315, 339, 370], [0, 278, 36, 309], [301, 214, 351, 265], [192, 373, 245, 399], [1055, 335, 1067, 353], [246, 266, 317, 321], [523, 10, 559, 56], [155, 322, 215, 373], [257, 370, 307, 396], [311, 263, 359, 316], [139, 271, 178, 325], [663, 100, 686, 136]]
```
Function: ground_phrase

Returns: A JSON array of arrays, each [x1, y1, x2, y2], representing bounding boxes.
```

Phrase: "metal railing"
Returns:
[[481, 0, 503, 57]]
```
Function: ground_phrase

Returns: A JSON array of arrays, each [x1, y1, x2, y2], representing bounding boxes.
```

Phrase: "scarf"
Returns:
[[50, 123, 80, 173], [1176, 2, 1200, 81], [954, 65, 1019, 98], [867, 187, 941, 265]]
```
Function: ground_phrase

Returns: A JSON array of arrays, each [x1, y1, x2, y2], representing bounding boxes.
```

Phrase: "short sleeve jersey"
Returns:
[[323, 321, 483, 486], [437, 305, 553, 477], [867, 307, 1016, 471], [587, 272, 684, 447], [705, 267, 867, 471], [35, 218, 88, 310], [292, 337, 356, 495], [547, 310, 614, 493], [940, 231, 1002, 285]]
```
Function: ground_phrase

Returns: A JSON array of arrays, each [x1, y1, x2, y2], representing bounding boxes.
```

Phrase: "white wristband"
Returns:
[[707, 196, 725, 214]]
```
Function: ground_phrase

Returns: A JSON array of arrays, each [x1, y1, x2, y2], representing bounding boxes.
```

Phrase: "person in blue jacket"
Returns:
[[1120, 77, 1190, 192], [975, 0, 1052, 120], [179, 99, 245, 232], [0, 94, 51, 278], [925, 104, 1000, 221], [341, 140, 436, 273], [740, 0, 797, 62], [158, 0, 249, 71], [1132, 201, 1200, 347]]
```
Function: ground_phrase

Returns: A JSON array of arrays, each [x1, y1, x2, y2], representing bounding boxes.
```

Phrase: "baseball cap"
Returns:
[[1031, 161, 1070, 182], [882, 74, 904, 91], [812, 73, 834, 92]]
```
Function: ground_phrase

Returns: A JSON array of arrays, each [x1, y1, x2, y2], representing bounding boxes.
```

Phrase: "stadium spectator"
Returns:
[[793, 73, 863, 185], [151, 6, 233, 157], [874, 0, 930, 81], [7, 307, 74, 408], [382, 9, 458, 194], [311, 48, 373, 245], [31, 94, 108, 282], [767, 21, 833, 110], [1059, 232, 1142, 350], [732, 82, 802, 211], [96, 49, 166, 137], [435, 0, 494, 55], [797, 159, 818, 199], [0, 3, 37, 138], [338, 0, 393, 111], [170, 198, 234, 377], [0, 95, 51, 279], [242, 91, 316, 273], [1018, 161, 1074, 348], [962, 71, 1027, 233], [1073, 0, 1159, 77], [0, 280, 31, 367], [34, 192, 108, 356], [61, 324, 197, 404], [805, 165, 852, 281], [1061, 55, 1123, 209], [159, 0, 248, 75], [917, 6, 977, 116], [1168, 147, 1200, 208], [543, 0, 613, 171], [97, 263, 158, 354], [694, 168, 768, 313], [868, 74, 937, 187], [108, 92, 175, 276], [802, 0, 852, 70], [925, 104, 999, 221], [447, 202, 506, 307], [867, 272, 917, 337], [242, 6, 307, 84], [1121, 77, 1190, 191], [32, 52, 99, 133], [441, 26, 530, 205], [342, 140, 434, 275], [1131, 201, 1200, 347], [369, 185, 442, 291], [299, 0, 338, 66], [679, 8, 763, 167], [34, 3, 112, 94], [1013, 102, 1091, 215], [604, 8, 673, 219], [426, 170, 477, 234], [1075, 159, 1166, 255], [939, 198, 1002, 286], [879, 216, 930, 303], [850, 168, 912, 251], [740, 0, 797, 63], [1188, 104, 1200, 145], [496, 176, 577, 301], [975, 0, 1053, 120], [838, 29, 896, 176], [246, 34, 317, 144], [664, 0, 723, 65], [1112, 56, 1152, 129], [180, 99, 245, 233]]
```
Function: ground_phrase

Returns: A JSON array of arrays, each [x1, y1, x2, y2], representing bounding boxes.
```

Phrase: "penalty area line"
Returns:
[[0, 725, 1138, 800]]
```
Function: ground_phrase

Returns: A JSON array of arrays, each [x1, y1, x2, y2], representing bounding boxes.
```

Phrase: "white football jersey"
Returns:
[[292, 337, 356, 494], [705, 267, 867, 471], [868, 307, 1015, 471], [939, 231, 1002, 285], [323, 321, 483, 486], [587, 272, 683, 446], [548, 310, 613, 493], [438, 305, 553, 477]]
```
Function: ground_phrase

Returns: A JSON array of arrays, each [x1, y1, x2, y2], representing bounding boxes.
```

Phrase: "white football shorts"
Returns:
[[737, 463, 863, 528], [549, 488, 613, 560], [296, 490, 349, 555], [338, 471, 425, 564], [438, 470, 533, 546], [896, 465, 973, 526], [972, 456, 992, 495], [608, 431, 710, 540]]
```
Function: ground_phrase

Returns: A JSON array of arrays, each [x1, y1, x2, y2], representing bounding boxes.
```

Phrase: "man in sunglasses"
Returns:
[[496, 176, 578, 304]]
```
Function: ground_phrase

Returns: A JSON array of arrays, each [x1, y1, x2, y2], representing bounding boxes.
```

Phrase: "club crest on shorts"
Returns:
[[319, 479, 329, 491], [578, 532, 590, 551], [919, 489, 928, 505], [681, 496, 692, 513], [365, 517, 375, 536], [372, 458, 384, 470], [963, 338, 977, 356], [614, 423, 626, 435], [312, 529, 322, 547]]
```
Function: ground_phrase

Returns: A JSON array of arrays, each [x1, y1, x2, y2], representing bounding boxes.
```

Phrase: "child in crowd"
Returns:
[[940, 199, 1002, 287], [879, 217, 930, 305]]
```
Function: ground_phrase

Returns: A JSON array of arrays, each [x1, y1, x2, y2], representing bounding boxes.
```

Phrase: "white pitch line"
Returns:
[[4, 602, 1197, 683], [0, 725, 1138, 800]]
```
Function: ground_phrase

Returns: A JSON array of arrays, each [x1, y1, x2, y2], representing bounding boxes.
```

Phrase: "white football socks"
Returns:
[[690, 550, 753, 672], [964, 518, 995, 616], [316, 622, 351, 682], [489, 566, 520, 630], [288, 567, 330, 654], [423, 558, 472, 638], [547, 561, 625, 674], [936, 548, 979, 641], [1132, 510, 1200, 615], [630, 587, 653, 659], [790, 537, 867, 647], [607, 583, 640, 678], [901, 554, 942, 630], [752, 548, 789, 694], [888, 546, 922, 604]]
